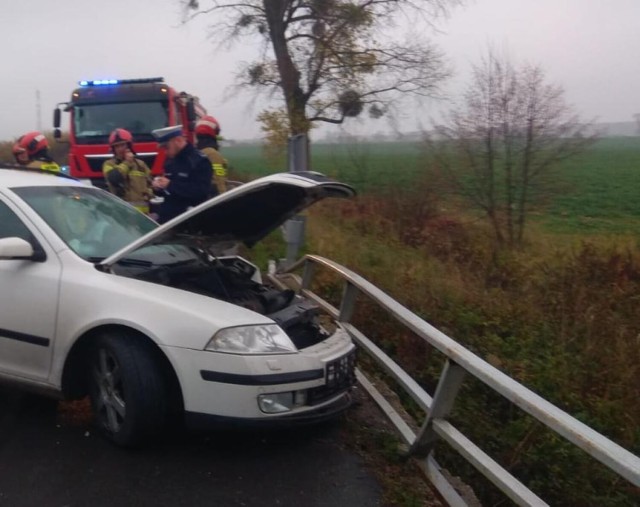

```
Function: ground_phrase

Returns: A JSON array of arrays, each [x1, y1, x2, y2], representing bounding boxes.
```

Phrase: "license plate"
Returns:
[[326, 349, 356, 389]]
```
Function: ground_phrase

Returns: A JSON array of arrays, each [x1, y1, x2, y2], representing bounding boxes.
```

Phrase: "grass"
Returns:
[[543, 137, 640, 233], [224, 136, 640, 235], [224, 141, 425, 192], [168, 136, 640, 504], [295, 195, 640, 506]]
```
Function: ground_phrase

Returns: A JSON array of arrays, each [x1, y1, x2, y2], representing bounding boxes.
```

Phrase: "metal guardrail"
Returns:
[[271, 254, 640, 507]]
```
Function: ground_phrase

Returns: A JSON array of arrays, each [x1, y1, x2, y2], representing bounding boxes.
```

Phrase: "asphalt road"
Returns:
[[0, 388, 381, 507]]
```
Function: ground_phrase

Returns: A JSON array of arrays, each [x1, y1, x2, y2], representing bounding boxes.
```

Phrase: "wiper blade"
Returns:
[[115, 257, 154, 267], [89, 256, 153, 267], [165, 258, 200, 268]]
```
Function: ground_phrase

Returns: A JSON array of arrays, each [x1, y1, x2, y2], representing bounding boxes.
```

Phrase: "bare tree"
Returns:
[[182, 0, 459, 139], [427, 51, 596, 247]]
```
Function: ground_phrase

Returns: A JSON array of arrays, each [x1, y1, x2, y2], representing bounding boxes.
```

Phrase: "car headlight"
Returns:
[[205, 324, 297, 354]]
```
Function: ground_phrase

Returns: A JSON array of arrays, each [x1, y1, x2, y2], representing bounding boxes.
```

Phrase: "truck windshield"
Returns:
[[73, 102, 169, 144]]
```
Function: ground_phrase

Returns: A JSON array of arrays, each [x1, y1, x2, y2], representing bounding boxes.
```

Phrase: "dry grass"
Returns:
[[303, 193, 640, 506]]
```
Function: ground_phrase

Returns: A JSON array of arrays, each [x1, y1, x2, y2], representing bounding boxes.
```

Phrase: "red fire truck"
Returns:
[[53, 77, 207, 186]]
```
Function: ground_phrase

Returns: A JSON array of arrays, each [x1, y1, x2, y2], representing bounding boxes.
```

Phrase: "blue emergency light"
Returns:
[[78, 79, 119, 86], [78, 77, 164, 87]]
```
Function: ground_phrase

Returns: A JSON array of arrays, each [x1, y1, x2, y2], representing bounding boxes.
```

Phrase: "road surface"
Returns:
[[0, 388, 381, 507]]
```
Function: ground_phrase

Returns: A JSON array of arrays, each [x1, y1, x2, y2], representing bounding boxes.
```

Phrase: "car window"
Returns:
[[0, 199, 33, 241], [12, 186, 158, 260]]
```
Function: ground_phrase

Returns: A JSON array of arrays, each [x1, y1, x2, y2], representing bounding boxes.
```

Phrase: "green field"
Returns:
[[224, 137, 640, 235], [543, 137, 640, 233], [224, 141, 425, 189]]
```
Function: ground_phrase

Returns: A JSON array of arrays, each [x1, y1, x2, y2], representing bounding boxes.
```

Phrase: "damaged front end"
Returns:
[[112, 243, 340, 351]]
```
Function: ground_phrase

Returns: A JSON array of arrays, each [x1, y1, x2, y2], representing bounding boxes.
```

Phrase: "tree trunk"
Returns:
[[503, 122, 515, 247], [263, 0, 309, 136], [517, 118, 534, 244], [484, 126, 504, 246]]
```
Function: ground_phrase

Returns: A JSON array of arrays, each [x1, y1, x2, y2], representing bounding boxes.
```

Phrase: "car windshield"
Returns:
[[13, 185, 157, 260]]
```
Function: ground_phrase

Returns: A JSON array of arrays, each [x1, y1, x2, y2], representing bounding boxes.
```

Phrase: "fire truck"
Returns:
[[53, 77, 207, 186]]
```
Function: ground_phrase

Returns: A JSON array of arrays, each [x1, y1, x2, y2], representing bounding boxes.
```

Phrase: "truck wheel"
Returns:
[[89, 333, 167, 447]]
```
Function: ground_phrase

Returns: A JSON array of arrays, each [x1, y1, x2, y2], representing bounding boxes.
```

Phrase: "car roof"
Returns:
[[0, 166, 86, 189]]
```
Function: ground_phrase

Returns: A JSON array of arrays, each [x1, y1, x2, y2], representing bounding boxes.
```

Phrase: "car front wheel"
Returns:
[[89, 333, 167, 447]]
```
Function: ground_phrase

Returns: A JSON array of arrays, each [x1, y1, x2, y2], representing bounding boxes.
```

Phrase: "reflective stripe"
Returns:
[[132, 203, 150, 213], [213, 163, 226, 176], [40, 163, 60, 173]]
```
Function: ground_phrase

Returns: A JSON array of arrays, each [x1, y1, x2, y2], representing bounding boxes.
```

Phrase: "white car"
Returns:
[[0, 167, 357, 446]]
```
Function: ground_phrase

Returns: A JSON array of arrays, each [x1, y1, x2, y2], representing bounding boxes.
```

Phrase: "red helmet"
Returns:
[[12, 142, 26, 155], [108, 128, 133, 146], [16, 131, 48, 157], [195, 115, 221, 138]]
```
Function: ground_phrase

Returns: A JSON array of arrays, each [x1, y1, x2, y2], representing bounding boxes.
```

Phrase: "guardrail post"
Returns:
[[281, 134, 309, 266], [410, 360, 467, 457], [339, 282, 358, 323], [301, 259, 316, 291]]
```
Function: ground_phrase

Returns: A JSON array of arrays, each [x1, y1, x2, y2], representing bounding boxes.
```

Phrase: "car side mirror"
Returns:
[[0, 237, 45, 262], [186, 100, 196, 122]]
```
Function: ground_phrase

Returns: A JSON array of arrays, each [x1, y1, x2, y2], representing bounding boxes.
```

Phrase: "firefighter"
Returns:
[[102, 128, 153, 213], [12, 143, 29, 166], [13, 132, 60, 172], [195, 115, 228, 195], [151, 125, 212, 223]]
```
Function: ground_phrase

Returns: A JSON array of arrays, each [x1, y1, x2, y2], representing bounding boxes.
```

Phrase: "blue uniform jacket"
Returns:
[[158, 143, 213, 223]]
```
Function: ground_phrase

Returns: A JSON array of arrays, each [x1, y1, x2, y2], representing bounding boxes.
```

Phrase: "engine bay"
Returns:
[[112, 249, 330, 349]]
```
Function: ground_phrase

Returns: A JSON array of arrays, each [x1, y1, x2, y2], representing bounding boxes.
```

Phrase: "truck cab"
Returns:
[[53, 77, 206, 186]]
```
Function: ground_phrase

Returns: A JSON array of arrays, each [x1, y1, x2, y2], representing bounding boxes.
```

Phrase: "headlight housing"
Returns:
[[205, 324, 297, 354]]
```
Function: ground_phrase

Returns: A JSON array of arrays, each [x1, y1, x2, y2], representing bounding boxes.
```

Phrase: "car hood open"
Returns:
[[100, 171, 355, 268]]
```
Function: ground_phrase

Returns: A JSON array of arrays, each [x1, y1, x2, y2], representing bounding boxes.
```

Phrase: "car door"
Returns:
[[0, 197, 61, 381]]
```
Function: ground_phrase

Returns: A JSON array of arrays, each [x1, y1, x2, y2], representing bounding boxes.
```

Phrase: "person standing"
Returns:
[[195, 115, 228, 195], [102, 128, 153, 213], [151, 125, 212, 224], [12, 143, 30, 166], [13, 132, 60, 172]]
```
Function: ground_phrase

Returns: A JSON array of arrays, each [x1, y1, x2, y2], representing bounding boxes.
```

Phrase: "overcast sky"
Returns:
[[1, 0, 638, 142]]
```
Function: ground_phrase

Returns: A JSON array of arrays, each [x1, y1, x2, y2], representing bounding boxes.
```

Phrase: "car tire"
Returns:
[[89, 333, 167, 447]]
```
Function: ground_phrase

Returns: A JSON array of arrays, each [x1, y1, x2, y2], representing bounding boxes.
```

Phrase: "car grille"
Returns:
[[307, 349, 356, 405]]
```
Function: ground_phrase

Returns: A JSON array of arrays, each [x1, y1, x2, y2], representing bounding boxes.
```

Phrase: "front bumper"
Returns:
[[185, 391, 353, 430], [162, 328, 356, 423]]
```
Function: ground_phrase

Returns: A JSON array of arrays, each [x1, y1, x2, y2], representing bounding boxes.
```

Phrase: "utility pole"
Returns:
[[36, 89, 42, 131]]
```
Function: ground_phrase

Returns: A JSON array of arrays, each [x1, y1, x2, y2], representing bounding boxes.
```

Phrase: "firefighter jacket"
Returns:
[[197, 137, 228, 195], [27, 158, 60, 173], [156, 143, 212, 224], [102, 157, 153, 213]]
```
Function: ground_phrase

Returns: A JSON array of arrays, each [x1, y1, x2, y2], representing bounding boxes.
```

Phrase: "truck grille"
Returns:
[[307, 349, 356, 405], [86, 157, 109, 174]]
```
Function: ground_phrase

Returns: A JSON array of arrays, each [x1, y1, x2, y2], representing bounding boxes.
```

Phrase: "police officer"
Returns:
[[151, 125, 212, 223], [13, 132, 60, 172], [103, 128, 153, 213], [195, 115, 228, 195]]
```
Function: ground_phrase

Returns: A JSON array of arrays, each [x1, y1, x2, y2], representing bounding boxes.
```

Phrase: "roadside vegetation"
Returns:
[[235, 136, 640, 506]]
